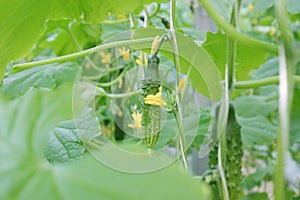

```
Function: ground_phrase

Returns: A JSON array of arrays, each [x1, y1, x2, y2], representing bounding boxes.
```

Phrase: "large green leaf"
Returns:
[[44, 120, 85, 164], [236, 115, 277, 147], [0, 85, 211, 200], [233, 95, 278, 147], [3, 62, 80, 98], [202, 31, 269, 81], [0, 0, 167, 79]]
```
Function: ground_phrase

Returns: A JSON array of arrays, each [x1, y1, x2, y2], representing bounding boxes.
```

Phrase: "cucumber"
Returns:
[[141, 55, 161, 148], [225, 103, 243, 200]]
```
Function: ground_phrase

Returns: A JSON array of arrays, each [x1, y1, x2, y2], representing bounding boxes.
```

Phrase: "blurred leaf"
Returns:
[[233, 95, 277, 118], [0, 0, 51, 79], [192, 106, 212, 150], [291, 89, 300, 144], [251, 58, 278, 79], [31, 20, 103, 57], [241, 165, 274, 189], [203, 31, 268, 81], [0, 0, 167, 79], [211, 0, 234, 22], [242, 192, 269, 200], [3, 62, 80, 98], [287, 0, 300, 14], [237, 115, 277, 147], [44, 120, 85, 164], [253, 0, 274, 14], [0, 85, 211, 200]]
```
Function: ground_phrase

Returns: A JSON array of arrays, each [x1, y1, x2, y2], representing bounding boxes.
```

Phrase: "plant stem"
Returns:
[[199, 0, 277, 54], [169, 0, 187, 171], [97, 65, 132, 87], [218, 142, 229, 200], [174, 110, 188, 171], [274, 0, 296, 199], [13, 38, 154, 70], [95, 87, 141, 98], [234, 75, 300, 89]]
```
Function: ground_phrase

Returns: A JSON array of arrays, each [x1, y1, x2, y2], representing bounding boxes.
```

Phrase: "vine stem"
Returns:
[[169, 0, 187, 171], [234, 75, 300, 89], [174, 110, 188, 171], [199, 0, 277, 54], [13, 38, 154, 70], [274, 0, 296, 199]]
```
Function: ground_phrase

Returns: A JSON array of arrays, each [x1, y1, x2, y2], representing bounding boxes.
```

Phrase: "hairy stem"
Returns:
[[13, 38, 153, 70], [174, 110, 188, 171], [274, 0, 296, 199], [234, 75, 300, 89]]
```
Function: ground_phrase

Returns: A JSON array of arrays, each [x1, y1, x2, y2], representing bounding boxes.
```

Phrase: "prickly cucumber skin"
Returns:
[[208, 103, 221, 170], [207, 104, 221, 200], [225, 103, 243, 200], [141, 55, 161, 148]]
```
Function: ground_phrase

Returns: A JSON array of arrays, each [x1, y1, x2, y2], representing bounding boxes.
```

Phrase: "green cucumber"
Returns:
[[141, 55, 161, 148], [225, 103, 243, 200]]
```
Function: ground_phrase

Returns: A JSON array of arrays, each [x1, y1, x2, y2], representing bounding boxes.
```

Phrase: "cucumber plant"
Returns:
[[141, 55, 162, 148], [225, 104, 243, 200]]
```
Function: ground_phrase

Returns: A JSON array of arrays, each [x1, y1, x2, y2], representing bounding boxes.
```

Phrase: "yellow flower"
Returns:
[[117, 14, 126, 19], [251, 18, 257, 25], [248, 3, 254, 11], [151, 35, 160, 55], [269, 27, 276, 37], [135, 51, 147, 66], [144, 86, 165, 106], [118, 47, 130, 60], [178, 78, 186, 92], [128, 111, 142, 129], [99, 51, 112, 64]]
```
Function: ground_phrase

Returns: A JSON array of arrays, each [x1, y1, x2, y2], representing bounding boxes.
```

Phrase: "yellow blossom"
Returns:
[[135, 51, 147, 66], [101, 125, 112, 137], [117, 14, 126, 19], [144, 86, 165, 106], [178, 78, 186, 92], [269, 27, 276, 36], [118, 78, 123, 88], [128, 111, 142, 129], [251, 18, 257, 25], [117, 108, 123, 117], [151, 35, 160, 55], [85, 63, 90, 69], [248, 3, 254, 11], [118, 47, 130, 60], [99, 51, 112, 64]]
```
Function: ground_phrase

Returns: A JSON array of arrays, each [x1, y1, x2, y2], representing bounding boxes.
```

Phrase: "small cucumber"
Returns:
[[141, 55, 161, 148], [225, 103, 243, 200]]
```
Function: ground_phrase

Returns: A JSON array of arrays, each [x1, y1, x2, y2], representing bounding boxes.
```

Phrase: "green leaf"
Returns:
[[211, 0, 234, 22], [287, 0, 300, 14], [0, 0, 166, 79], [0, 84, 211, 200], [0, 0, 51, 79], [203, 31, 268, 81], [236, 115, 277, 147], [242, 192, 269, 200], [291, 89, 300, 144], [3, 62, 80, 98], [44, 120, 85, 164], [31, 20, 103, 57], [251, 58, 279, 79], [233, 95, 277, 118], [241, 165, 274, 189]]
